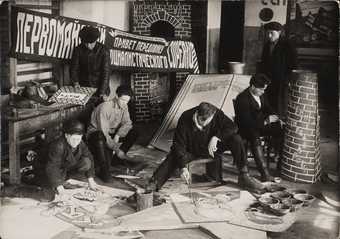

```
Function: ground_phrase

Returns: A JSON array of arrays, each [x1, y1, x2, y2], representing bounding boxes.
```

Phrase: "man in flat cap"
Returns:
[[71, 26, 110, 100], [259, 21, 297, 118], [33, 120, 98, 200]]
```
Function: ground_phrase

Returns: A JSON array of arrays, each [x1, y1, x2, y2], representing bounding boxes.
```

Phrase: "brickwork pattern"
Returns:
[[132, 1, 192, 122], [282, 71, 322, 183]]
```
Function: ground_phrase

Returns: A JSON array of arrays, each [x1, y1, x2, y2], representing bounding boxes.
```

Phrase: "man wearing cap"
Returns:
[[34, 120, 98, 199], [235, 74, 284, 181], [260, 21, 297, 117], [70, 26, 110, 99]]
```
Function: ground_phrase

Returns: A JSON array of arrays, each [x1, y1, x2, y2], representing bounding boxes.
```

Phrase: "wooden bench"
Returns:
[[5, 104, 88, 184]]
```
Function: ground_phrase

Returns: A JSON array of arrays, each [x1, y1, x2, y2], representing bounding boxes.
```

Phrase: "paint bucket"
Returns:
[[136, 191, 153, 211], [227, 62, 245, 74]]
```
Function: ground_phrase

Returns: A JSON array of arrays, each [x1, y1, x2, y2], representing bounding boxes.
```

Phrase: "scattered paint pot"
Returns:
[[282, 198, 304, 212], [136, 191, 153, 211], [259, 196, 280, 207], [270, 203, 291, 215], [271, 191, 292, 200], [293, 193, 315, 207], [274, 177, 282, 183]]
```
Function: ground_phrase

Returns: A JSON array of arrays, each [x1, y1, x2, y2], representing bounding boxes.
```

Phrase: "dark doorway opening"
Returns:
[[219, 1, 245, 71], [150, 21, 176, 121], [151, 21, 175, 39]]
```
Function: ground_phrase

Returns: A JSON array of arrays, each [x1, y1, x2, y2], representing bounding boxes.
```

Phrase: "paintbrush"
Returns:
[[187, 180, 197, 207]]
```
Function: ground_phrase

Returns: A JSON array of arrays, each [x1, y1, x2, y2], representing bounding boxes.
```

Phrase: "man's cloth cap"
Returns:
[[79, 26, 100, 43], [64, 120, 85, 135], [264, 21, 283, 31]]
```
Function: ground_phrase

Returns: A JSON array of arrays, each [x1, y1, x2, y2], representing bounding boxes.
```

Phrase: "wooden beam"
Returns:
[[9, 122, 20, 184]]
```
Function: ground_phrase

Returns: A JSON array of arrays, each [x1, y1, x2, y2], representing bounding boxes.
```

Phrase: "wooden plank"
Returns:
[[15, 0, 52, 6], [17, 62, 52, 72], [9, 58, 17, 87], [8, 122, 20, 184], [17, 71, 53, 83], [117, 204, 198, 231], [199, 223, 266, 239]]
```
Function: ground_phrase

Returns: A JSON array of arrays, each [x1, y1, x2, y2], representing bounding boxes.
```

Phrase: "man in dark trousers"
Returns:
[[260, 21, 297, 117], [149, 102, 264, 192], [235, 74, 284, 181], [34, 120, 98, 200], [87, 85, 139, 182], [70, 26, 110, 99]]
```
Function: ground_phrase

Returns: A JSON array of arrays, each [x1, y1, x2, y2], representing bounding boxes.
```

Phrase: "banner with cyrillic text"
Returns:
[[10, 7, 199, 73]]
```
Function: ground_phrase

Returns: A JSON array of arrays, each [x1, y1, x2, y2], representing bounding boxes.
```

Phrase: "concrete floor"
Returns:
[[1, 100, 339, 239]]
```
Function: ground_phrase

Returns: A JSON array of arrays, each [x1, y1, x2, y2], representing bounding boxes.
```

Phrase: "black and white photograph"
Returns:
[[0, 0, 339, 238]]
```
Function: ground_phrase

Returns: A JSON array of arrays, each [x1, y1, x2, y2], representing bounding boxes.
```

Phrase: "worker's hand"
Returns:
[[208, 136, 220, 157], [180, 167, 191, 185], [54, 186, 71, 202], [268, 115, 279, 123], [113, 134, 120, 144], [88, 177, 99, 191]]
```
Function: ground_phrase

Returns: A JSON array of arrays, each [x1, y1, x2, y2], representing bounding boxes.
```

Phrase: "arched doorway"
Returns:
[[150, 21, 176, 121]]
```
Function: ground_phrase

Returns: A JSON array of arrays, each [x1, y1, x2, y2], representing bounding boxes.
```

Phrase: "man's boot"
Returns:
[[252, 145, 274, 182], [238, 172, 266, 194], [95, 140, 112, 182]]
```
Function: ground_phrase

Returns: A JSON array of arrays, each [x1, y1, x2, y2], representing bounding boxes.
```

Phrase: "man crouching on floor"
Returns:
[[34, 120, 98, 200], [149, 102, 265, 192]]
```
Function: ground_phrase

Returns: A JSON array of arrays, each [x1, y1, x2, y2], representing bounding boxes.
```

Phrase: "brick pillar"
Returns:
[[175, 72, 189, 92], [132, 73, 151, 122], [282, 70, 322, 183]]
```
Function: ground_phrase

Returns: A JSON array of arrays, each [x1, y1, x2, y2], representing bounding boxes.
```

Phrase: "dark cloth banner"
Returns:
[[10, 7, 199, 73]]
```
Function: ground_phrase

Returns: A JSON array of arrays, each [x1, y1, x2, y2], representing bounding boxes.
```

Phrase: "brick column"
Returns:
[[132, 1, 192, 122], [132, 73, 151, 122], [281, 70, 322, 183]]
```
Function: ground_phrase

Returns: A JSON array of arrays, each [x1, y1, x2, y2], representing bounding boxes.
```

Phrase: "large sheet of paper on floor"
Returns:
[[149, 74, 250, 152], [116, 203, 266, 239], [0, 198, 71, 239], [170, 190, 296, 232]]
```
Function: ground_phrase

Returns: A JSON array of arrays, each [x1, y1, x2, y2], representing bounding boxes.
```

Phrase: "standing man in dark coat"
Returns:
[[149, 102, 264, 192], [34, 120, 98, 200], [260, 21, 297, 117], [235, 74, 284, 181], [70, 25, 110, 99]]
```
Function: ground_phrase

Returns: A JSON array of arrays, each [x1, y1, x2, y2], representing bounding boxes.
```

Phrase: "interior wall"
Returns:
[[206, 0, 221, 73], [60, 0, 129, 30]]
